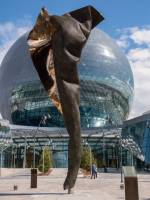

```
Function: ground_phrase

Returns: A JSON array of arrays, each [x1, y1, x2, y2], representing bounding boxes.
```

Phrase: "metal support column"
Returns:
[[43, 147, 45, 173], [89, 145, 92, 175], [0, 151, 3, 176], [11, 146, 13, 168], [120, 141, 123, 183], [131, 151, 134, 166], [33, 136, 35, 168], [13, 149, 16, 168], [23, 136, 27, 168], [102, 130, 106, 166]]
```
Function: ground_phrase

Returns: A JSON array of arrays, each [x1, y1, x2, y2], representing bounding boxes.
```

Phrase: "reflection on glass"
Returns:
[[122, 118, 150, 164]]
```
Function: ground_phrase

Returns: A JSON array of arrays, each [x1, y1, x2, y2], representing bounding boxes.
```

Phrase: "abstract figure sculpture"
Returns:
[[27, 5, 104, 193]]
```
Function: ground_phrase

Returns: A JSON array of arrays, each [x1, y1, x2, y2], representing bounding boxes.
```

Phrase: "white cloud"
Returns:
[[0, 19, 31, 65], [128, 48, 150, 62], [116, 26, 150, 119], [116, 39, 129, 49], [116, 34, 130, 49], [130, 28, 150, 46]]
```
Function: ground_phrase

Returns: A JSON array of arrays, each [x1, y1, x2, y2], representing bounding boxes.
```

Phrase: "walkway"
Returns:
[[0, 168, 150, 199]]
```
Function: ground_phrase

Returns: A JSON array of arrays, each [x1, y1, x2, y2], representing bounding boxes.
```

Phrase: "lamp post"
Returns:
[[115, 126, 123, 184], [11, 144, 18, 168], [33, 136, 36, 168], [13, 148, 16, 168], [117, 132, 123, 183], [42, 146, 46, 173], [102, 116, 113, 172], [131, 152, 134, 166], [117, 131, 124, 189], [120, 137, 123, 183], [33, 114, 51, 168], [129, 147, 134, 166], [23, 136, 27, 168], [51, 142, 56, 168], [102, 130, 105, 169], [0, 150, 3, 176], [31, 114, 51, 188]]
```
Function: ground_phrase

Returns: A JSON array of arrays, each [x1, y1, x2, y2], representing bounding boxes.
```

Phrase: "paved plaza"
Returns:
[[0, 169, 150, 200]]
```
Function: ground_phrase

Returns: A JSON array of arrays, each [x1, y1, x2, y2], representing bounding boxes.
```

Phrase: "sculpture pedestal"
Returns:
[[68, 187, 74, 194]]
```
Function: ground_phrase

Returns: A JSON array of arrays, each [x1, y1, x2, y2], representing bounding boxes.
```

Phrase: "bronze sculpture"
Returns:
[[27, 5, 104, 193]]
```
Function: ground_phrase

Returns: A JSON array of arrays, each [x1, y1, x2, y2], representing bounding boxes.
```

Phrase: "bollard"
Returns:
[[123, 166, 139, 200], [31, 168, 37, 188], [13, 185, 18, 191]]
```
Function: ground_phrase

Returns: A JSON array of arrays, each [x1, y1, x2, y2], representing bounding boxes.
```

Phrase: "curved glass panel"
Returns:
[[11, 80, 129, 128], [79, 29, 134, 110], [122, 119, 150, 164], [0, 28, 134, 128]]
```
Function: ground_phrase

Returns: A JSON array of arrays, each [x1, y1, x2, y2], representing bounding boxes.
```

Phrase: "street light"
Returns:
[[116, 130, 123, 184], [49, 139, 55, 168], [42, 146, 45, 173], [33, 114, 51, 168], [23, 136, 27, 168], [87, 143, 92, 176], [102, 130, 106, 170], [115, 129, 124, 190], [120, 135, 123, 183], [31, 114, 51, 189], [102, 115, 113, 172]]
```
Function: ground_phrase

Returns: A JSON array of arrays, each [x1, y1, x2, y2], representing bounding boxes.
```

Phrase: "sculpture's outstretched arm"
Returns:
[[28, 5, 104, 193]]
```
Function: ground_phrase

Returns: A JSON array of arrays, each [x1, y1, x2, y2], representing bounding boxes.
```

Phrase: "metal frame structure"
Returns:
[[7, 125, 122, 168]]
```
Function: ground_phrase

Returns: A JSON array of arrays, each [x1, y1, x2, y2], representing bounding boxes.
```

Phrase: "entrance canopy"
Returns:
[[10, 125, 122, 151]]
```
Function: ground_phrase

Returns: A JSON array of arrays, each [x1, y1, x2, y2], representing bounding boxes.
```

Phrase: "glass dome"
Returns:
[[0, 28, 134, 128]]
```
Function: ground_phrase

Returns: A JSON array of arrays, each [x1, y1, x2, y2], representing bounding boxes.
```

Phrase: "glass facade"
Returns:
[[0, 28, 134, 128], [122, 113, 150, 165], [0, 28, 135, 168], [10, 79, 130, 128]]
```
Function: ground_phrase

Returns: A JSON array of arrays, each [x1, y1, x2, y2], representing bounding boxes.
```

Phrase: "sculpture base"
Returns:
[[68, 187, 74, 194]]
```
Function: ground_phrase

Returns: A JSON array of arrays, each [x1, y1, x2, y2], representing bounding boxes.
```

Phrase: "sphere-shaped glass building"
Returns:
[[0, 28, 134, 128]]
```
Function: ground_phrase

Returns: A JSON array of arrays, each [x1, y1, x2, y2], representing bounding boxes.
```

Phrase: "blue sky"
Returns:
[[0, 0, 150, 118], [0, 0, 150, 36]]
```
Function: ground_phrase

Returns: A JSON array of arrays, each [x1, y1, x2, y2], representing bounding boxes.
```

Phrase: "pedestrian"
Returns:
[[91, 164, 98, 179]]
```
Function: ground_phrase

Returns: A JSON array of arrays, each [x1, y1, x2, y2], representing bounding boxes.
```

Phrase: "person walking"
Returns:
[[91, 164, 98, 179]]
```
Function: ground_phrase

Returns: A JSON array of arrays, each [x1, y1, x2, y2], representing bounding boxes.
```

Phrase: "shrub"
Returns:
[[80, 146, 96, 171], [38, 147, 53, 173]]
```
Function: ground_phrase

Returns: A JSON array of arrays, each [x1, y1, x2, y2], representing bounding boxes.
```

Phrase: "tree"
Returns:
[[80, 146, 96, 171], [38, 147, 53, 173]]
